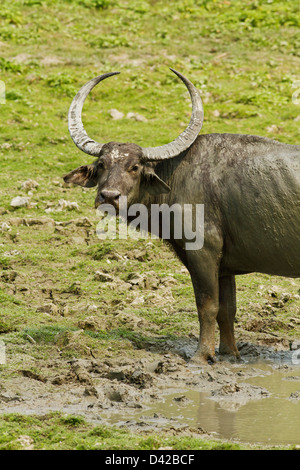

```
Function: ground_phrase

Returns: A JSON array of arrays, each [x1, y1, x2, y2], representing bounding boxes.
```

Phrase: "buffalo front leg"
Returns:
[[194, 293, 219, 363], [187, 253, 220, 364], [217, 275, 240, 358]]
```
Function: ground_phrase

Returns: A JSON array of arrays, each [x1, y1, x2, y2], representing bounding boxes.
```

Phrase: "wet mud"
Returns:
[[0, 340, 299, 446]]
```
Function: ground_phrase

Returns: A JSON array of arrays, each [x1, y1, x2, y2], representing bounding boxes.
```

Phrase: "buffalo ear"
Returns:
[[142, 166, 171, 195], [63, 165, 97, 188]]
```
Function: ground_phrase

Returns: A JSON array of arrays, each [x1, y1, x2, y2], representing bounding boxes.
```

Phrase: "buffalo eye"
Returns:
[[129, 165, 139, 173], [97, 160, 105, 170]]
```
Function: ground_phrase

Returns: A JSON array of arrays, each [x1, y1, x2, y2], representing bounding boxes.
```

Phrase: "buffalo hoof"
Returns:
[[219, 342, 241, 360], [189, 350, 217, 365]]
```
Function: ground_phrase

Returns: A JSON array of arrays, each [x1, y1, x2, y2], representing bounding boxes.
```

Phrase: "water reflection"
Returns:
[[110, 362, 300, 446], [180, 367, 300, 445]]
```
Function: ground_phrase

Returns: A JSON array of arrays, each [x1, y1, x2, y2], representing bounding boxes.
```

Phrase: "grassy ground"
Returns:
[[0, 412, 246, 450], [0, 0, 299, 450]]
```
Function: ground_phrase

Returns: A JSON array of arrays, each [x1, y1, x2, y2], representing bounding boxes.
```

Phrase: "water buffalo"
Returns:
[[64, 69, 300, 363]]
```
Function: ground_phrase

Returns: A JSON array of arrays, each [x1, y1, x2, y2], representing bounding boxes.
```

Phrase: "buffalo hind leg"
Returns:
[[217, 275, 240, 358]]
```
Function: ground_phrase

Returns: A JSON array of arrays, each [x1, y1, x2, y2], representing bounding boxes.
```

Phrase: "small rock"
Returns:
[[203, 92, 212, 104], [272, 299, 284, 308], [0, 222, 11, 232], [268, 286, 280, 298], [70, 362, 93, 385], [114, 311, 147, 329], [126, 112, 148, 122], [266, 124, 279, 133], [215, 383, 241, 395], [57, 199, 79, 211], [10, 196, 30, 208], [1, 143, 12, 150], [127, 248, 147, 261], [145, 271, 160, 289], [289, 391, 300, 402], [212, 109, 220, 117], [129, 369, 153, 389], [20, 179, 39, 192], [24, 217, 54, 227], [131, 295, 145, 305], [61, 305, 70, 316], [11, 53, 32, 64], [37, 303, 59, 315], [3, 249, 20, 257], [0, 391, 23, 403], [78, 316, 107, 331], [55, 330, 84, 350], [66, 281, 81, 294], [161, 275, 177, 286], [173, 395, 190, 404], [280, 292, 291, 302], [25, 334, 36, 344], [21, 370, 47, 382], [75, 217, 93, 227], [94, 271, 114, 282], [26, 73, 38, 84], [16, 435, 34, 450], [40, 55, 63, 66], [87, 304, 98, 313], [54, 225, 64, 234], [291, 340, 300, 351], [109, 108, 124, 120], [127, 272, 145, 287], [1, 271, 17, 282], [84, 386, 99, 398], [71, 236, 86, 245]]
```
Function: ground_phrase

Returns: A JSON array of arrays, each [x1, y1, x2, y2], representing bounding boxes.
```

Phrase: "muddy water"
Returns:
[[1, 344, 300, 447], [232, 368, 300, 445], [104, 361, 300, 446], [147, 368, 300, 446]]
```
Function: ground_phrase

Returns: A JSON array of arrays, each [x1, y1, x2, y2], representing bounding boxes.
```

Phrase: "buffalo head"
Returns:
[[64, 141, 172, 210], [64, 69, 204, 210]]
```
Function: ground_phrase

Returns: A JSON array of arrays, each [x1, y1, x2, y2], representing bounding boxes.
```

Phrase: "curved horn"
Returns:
[[141, 68, 204, 162], [68, 72, 120, 156], [69, 69, 203, 161]]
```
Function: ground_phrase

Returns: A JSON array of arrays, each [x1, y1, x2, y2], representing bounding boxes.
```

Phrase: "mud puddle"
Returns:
[[106, 364, 300, 446], [0, 342, 299, 447], [98, 344, 300, 446]]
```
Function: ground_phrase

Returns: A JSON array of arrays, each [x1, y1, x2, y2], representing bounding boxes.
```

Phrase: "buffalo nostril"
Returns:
[[112, 192, 121, 200], [100, 190, 121, 203]]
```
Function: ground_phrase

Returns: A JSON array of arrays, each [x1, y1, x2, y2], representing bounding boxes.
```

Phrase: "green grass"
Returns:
[[0, 411, 282, 450], [0, 411, 296, 450], [0, 0, 299, 450]]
